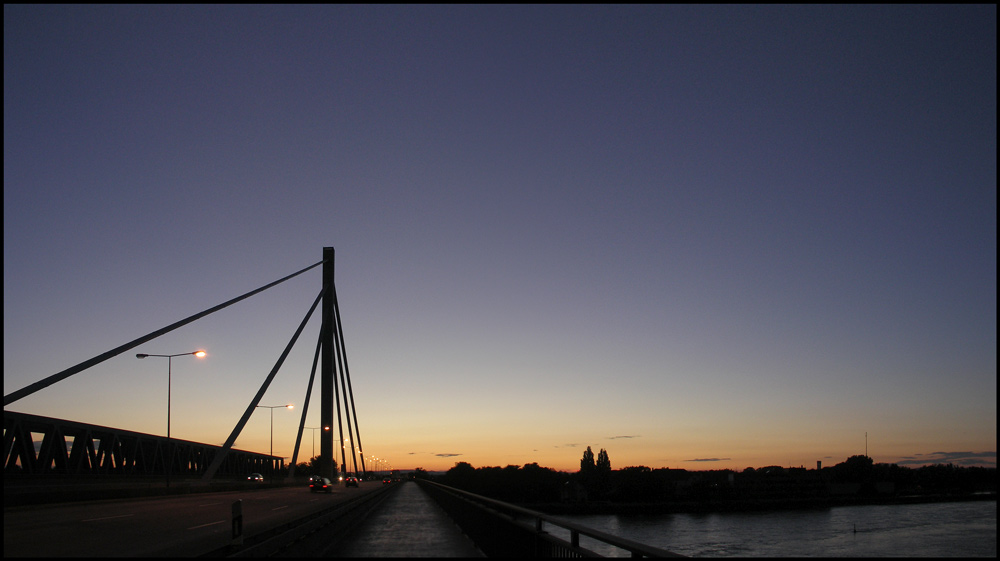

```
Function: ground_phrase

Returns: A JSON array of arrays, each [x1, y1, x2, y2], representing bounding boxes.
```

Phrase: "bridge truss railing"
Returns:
[[417, 479, 684, 558], [4, 410, 282, 479], [4, 248, 368, 485]]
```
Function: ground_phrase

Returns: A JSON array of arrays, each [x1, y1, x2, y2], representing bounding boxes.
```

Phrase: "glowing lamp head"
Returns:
[[194, 350, 207, 358]]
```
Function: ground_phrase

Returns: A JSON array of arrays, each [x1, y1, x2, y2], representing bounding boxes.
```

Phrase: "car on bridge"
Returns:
[[344, 476, 359, 487], [310, 477, 334, 493], [382, 477, 393, 484], [247, 473, 264, 482]]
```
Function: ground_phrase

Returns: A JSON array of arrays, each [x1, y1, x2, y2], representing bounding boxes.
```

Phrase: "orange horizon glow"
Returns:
[[365, 451, 998, 474]]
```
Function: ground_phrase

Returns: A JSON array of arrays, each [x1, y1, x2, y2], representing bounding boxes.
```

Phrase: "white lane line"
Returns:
[[198, 502, 222, 507], [188, 520, 226, 530], [271, 505, 289, 511], [82, 514, 134, 522]]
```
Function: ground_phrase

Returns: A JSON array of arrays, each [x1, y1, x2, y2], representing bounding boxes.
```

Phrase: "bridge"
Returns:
[[4, 477, 681, 557], [4, 247, 679, 557]]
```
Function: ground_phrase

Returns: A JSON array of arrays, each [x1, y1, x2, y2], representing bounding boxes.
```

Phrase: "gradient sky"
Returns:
[[4, 5, 996, 473]]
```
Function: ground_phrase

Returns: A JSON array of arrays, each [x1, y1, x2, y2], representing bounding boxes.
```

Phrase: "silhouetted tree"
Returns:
[[443, 461, 477, 491], [576, 446, 614, 499], [577, 446, 596, 499], [831, 455, 874, 484], [518, 462, 564, 503], [292, 455, 337, 478], [581, 446, 596, 473], [612, 465, 657, 502], [595, 448, 612, 497], [844, 454, 873, 471], [434, 462, 567, 503], [596, 448, 611, 472]]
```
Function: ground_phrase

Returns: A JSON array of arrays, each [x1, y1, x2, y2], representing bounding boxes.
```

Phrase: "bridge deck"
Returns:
[[326, 480, 483, 557]]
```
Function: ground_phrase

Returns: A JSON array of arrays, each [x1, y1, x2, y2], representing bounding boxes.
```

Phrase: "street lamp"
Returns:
[[255, 404, 293, 457], [136, 350, 206, 487], [304, 426, 329, 459]]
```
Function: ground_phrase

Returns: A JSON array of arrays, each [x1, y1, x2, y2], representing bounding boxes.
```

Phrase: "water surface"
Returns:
[[550, 500, 996, 557]]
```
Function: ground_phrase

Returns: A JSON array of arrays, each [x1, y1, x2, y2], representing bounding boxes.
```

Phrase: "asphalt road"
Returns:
[[3, 481, 383, 557]]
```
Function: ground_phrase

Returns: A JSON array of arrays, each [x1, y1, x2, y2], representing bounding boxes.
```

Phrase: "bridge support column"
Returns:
[[320, 247, 335, 480]]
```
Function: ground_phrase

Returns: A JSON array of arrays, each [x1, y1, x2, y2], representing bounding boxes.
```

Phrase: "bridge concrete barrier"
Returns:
[[206, 480, 398, 557]]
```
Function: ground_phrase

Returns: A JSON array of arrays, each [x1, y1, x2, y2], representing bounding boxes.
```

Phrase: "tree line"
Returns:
[[428, 448, 997, 509]]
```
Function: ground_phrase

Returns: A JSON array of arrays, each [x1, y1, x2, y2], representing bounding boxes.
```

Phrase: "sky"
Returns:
[[4, 5, 996, 474]]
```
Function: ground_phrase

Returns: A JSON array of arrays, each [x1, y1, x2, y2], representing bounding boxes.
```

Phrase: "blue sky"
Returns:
[[4, 5, 995, 472]]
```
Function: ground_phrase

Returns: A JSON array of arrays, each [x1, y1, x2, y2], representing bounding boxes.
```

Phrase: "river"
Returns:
[[548, 499, 996, 557]]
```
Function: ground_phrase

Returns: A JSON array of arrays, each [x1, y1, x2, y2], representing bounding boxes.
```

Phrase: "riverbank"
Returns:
[[526, 491, 997, 516]]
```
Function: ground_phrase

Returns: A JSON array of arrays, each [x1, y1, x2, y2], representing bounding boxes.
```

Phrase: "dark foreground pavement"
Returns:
[[322, 480, 483, 557]]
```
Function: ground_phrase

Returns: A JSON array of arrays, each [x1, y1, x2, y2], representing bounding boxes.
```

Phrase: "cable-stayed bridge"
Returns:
[[3, 246, 679, 557], [5, 247, 361, 483]]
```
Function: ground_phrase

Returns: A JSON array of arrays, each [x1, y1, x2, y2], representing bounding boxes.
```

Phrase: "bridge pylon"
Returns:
[[320, 246, 336, 480]]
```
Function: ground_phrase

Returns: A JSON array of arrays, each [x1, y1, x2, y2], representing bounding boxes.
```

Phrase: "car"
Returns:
[[247, 473, 264, 482], [344, 476, 359, 487], [382, 477, 393, 485], [310, 477, 334, 493]]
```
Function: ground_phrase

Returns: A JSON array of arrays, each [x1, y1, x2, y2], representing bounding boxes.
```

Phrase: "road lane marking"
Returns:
[[188, 520, 226, 530], [198, 502, 222, 507], [82, 514, 134, 522], [271, 505, 289, 511]]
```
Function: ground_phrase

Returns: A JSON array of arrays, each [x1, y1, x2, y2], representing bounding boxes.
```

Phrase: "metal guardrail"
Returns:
[[417, 479, 684, 558]]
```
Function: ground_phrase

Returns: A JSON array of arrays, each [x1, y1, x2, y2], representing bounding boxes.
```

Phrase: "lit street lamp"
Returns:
[[136, 350, 206, 487], [305, 426, 329, 458]]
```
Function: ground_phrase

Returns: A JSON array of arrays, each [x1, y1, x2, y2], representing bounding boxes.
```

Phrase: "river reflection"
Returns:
[[548, 500, 996, 557]]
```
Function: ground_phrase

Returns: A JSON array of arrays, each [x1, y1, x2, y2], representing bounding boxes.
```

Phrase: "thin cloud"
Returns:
[[686, 458, 731, 462], [607, 435, 640, 440], [435, 453, 462, 458], [895, 451, 996, 467]]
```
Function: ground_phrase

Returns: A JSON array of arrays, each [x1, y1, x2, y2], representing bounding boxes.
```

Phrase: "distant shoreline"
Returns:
[[527, 492, 997, 516]]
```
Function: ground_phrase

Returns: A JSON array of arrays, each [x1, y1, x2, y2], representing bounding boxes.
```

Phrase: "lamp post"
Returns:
[[255, 404, 293, 478], [332, 438, 345, 480], [304, 426, 329, 459], [136, 350, 206, 487]]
